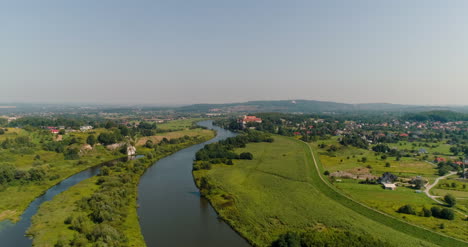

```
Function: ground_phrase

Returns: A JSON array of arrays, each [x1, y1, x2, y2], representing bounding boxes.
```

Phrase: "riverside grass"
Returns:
[[28, 128, 216, 247], [194, 135, 467, 247]]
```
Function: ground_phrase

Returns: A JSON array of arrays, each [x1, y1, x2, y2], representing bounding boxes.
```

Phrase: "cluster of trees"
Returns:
[[195, 130, 273, 166], [339, 134, 369, 149], [271, 229, 393, 247], [65, 163, 135, 246], [1, 136, 35, 149], [0, 164, 47, 187], [397, 204, 455, 220], [449, 145, 468, 156], [436, 161, 461, 176], [403, 110, 468, 123]]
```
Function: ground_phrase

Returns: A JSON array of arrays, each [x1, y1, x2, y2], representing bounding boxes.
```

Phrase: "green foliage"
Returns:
[[271, 232, 300, 247], [444, 194, 456, 207], [397, 204, 416, 215], [195, 130, 272, 162], [340, 134, 369, 149], [64, 148, 80, 160], [0, 164, 17, 184], [87, 135, 96, 146], [422, 207, 432, 217], [430, 206, 455, 220], [239, 152, 253, 160], [272, 229, 393, 247]]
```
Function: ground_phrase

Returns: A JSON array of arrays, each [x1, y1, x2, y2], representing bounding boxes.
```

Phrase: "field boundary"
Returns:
[[299, 139, 468, 247]]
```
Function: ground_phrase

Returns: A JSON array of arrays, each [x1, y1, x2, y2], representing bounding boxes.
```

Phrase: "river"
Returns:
[[0, 121, 249, 247], [0, 156, 138, 246], [137, 120, 250, 247]]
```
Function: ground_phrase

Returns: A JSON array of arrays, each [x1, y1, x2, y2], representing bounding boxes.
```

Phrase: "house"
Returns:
[[80, 125, 93, 132], [240, 115, 262, 124], [399, 133, 409, 137], [383, 183, 396, 190], [418, 148, 428, 154], [435, 157, 446, 163], [238, 115, 262, 128], [51, 129, 60, 134]]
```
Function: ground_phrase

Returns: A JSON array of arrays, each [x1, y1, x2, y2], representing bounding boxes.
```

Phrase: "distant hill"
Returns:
[[175, 100, 466, 114]]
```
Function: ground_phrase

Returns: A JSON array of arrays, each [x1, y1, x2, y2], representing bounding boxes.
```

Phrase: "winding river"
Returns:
[[138, 120, 250, 246], [0, 121, 249, 246], [0, 156, 136, 246]]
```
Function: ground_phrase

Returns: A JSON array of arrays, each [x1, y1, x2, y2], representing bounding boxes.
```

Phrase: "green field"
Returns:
[[157, 118, 207, 130], [194, 135, 467, 247]]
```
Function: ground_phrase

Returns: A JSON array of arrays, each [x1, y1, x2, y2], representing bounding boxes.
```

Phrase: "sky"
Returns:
[[2, 0, 468, 105]]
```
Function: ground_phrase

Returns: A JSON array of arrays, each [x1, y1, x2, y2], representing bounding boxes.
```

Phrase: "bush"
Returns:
[[440, 208, 455, 220], [397, 204, 416, 215], [444, 194, 456, 207], [239, 152, 254, 160], [431, 206, 442, 218], [422, 207, 432, 217], [324, 170, 330, 176]]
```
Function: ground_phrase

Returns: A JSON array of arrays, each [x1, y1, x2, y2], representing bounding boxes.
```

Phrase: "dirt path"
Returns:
[[424, 171, 457, 203]]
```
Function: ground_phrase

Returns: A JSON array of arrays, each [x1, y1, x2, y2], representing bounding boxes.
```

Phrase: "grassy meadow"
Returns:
[[193, 135, 466, 247]]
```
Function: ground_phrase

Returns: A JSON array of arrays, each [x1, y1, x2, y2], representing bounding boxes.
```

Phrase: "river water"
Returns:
[[0, 121, 249, 247], [137, 120, 250, 247], [0, 156, 136, 246]]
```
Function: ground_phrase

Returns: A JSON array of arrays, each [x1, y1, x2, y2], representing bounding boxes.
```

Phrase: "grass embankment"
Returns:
[[28, 129, 215, 247], [193, 135, 465, 247]]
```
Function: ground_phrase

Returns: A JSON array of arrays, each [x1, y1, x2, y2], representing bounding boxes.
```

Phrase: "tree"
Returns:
[[431, 207, 442, 218], [28, 167, 46, 181], [422, 207, 432, 217], [0, 164, 17, 184], [440, 208, 455, 220], [397, 204, 416, 215], [87, 135, 96, 146], [444, 194, 456, 207], [145, 140, 154, 148], [239, 152, 254, 160], [272, 232, 300, 247], [411, 177, 425, 189]]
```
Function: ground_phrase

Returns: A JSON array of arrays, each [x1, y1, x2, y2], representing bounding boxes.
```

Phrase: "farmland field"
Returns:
[[194, 135, 466, 247]]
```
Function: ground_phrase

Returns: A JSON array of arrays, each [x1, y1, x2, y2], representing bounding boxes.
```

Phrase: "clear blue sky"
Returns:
[[2, 1, 468, 105]]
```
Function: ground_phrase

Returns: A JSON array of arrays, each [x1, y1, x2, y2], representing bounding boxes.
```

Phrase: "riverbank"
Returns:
[[0, 147, 123, 223], [27, 130, 215, 246]]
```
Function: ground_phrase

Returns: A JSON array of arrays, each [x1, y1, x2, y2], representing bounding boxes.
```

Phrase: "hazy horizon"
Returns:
[[3, 1, 468, 105]]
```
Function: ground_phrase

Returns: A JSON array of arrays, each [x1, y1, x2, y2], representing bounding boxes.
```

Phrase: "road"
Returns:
[[424, 171, 457, 203]]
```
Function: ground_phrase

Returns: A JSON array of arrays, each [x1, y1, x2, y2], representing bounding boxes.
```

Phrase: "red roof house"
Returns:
[[435, 157, 446, 163]]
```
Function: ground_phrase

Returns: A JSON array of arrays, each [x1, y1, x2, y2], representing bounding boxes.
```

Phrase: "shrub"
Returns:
[[239, 152, 254, 160], [324, 170, 330, 176], [440, 208, 455, 220], [431, 206, 442, 218], [444, 194, 456, 207], [422, 207, 432, 217], [397, 204, 416, 215]]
